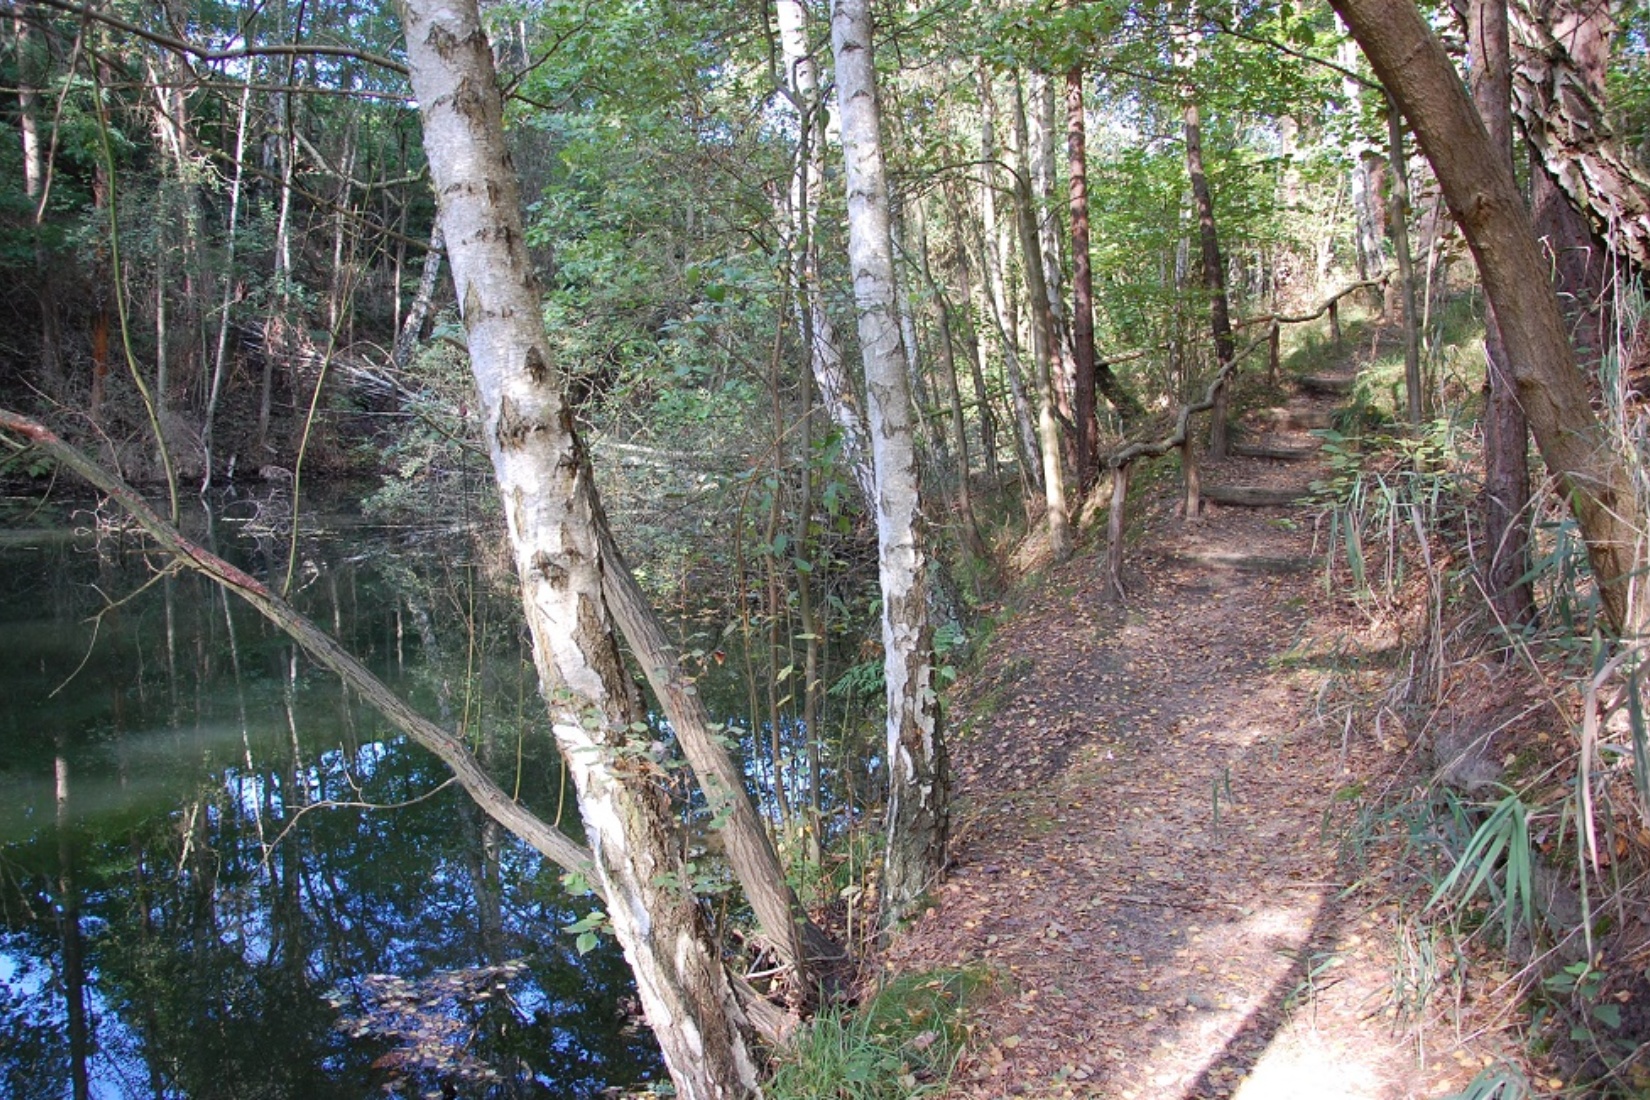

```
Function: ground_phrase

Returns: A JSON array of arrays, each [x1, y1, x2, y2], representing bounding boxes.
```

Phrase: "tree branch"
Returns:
[[0, 408, 594, 882]]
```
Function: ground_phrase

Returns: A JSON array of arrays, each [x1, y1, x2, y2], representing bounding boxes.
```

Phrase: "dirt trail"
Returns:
[[887, 369, 1498, 1098]]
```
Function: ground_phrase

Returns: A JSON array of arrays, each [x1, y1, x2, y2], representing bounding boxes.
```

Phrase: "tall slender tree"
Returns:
[[831, 0, 947, 926]]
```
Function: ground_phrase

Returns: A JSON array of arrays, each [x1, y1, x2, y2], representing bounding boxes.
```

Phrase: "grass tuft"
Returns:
[[763, 969, 987, 1100]]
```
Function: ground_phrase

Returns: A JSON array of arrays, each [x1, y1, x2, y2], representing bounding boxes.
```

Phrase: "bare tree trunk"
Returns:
[[1386, 98, 1425, 425], [1063, 69, 1140, 455], [1067, 67, 1100, 490], [260, 28, 302, 459], [1340, 42, 1388, 281], [203, 83, 253, 487], [1182, 93, 1236, 459], [15, 4, 63, 397], [890, 205, 956, 477], [942, 183, 1001, 482], [831, 0, 947, 927], [402, 4, 762, 1094], [1469, 0, 1536, 628], [597, 524, 838, 974], [976, 69, 1041, 488], [916, 209, 987, 558], [1029, 70, 1076, 441], [1011, 72, 1073, 558], [392, 224, 444, 369], [1333, 0, 1648, 638]]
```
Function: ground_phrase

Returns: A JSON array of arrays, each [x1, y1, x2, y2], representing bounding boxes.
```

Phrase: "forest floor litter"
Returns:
[[883, 357, 1536, 1099]]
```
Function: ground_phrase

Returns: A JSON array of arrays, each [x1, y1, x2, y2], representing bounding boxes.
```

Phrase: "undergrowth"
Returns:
[[1316, 285, 1650, 1095], [763, 969, 987, 1100]]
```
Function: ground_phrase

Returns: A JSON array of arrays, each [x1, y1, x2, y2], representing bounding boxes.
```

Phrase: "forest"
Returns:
[[1, 0, 1649, 1096]]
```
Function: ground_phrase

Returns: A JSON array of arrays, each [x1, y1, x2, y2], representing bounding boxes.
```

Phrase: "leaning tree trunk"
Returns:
[[831, 0, 947, 928], [392, 224, 444, 369], [401, 4, 761, 1096], [1469, 0, 1537, 628], [1507, 0, 1649, 268], [1331, 0, 1647, 639]]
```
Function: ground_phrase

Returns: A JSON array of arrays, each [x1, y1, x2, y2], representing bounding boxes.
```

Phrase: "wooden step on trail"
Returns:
[[1299, 373, 1356, 395], [1202, 484, 1311, 507], [1256, 407, 1334, 431], [1172, 550, 1321, 574], [1231, 441, 1320, 461]]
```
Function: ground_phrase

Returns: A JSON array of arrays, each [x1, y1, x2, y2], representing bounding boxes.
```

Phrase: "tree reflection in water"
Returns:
[[0, 499, 662, 1098]]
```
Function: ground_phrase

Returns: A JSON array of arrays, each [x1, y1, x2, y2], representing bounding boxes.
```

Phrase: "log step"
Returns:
[[1256, 407, 1334, 431], [1172, 551, 1320, 574], [1299, 373, 1356, 395], [1203, 484, 1310, 507], [1231, 442, 1320, 461]]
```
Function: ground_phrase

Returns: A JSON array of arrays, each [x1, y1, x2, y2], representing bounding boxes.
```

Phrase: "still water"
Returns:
[[0, 492, 663, 1099]]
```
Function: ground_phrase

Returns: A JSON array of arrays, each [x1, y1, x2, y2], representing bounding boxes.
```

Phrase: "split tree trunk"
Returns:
[[831, 0, 947, 927], [1332, 0, 1648, 638], [401, 4, 761, 1095]]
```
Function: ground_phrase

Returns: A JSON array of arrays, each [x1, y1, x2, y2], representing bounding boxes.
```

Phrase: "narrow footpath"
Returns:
[[887, 362, 1507, 1099]]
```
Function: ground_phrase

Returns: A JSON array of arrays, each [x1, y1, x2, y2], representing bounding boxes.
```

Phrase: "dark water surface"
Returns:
[[0, 492, 662, 1099]]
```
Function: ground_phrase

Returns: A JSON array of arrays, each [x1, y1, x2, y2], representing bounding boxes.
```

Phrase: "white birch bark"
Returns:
[[776, 0, 878, 510], [830, 0, 946, 925], [401, 3, 760, 1095]]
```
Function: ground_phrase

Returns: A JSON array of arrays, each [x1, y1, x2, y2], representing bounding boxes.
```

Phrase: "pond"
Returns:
[[0, 489, 667, 1099]]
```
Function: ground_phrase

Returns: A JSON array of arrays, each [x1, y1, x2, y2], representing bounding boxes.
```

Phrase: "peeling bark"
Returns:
[[1508, 0, 1649, 274], [830, 0, 947, 927]]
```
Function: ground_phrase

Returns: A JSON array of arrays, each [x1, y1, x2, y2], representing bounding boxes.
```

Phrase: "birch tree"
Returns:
[[400, 2, 760, 1094], [830, 0, 947, 925]]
